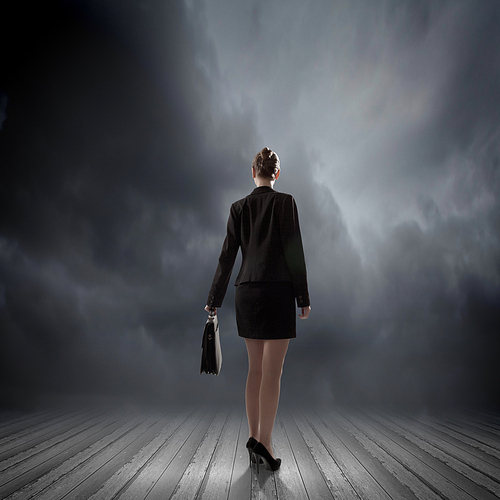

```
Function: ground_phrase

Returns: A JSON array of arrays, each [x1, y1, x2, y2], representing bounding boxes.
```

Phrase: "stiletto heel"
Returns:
[[252, 442, 281, 472], [246, 437, 258, 467]]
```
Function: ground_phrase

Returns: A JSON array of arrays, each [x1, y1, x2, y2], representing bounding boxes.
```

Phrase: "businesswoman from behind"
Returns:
[[205, 147, 311, 472]]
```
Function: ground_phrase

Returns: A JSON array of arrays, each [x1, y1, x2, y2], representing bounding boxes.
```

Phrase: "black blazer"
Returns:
[[207, 186, 310, 309]]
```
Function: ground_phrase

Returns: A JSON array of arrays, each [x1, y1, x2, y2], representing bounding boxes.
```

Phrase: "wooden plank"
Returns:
[[342, 409, 497, 500], [0, 411, 117, 489], [463, 408, 500, 427], [0, 409, 67, 440], [122, 407, 217, 500], [368, 410, 500, 498], [227, 410, 251, 500], [197, 407, 243, 500], [0, 410, 80, 449], [4, 412, 148, 500], [415, 413, 500, 460], [396, 410, 500, 470], [87, 408, 194, 500], [321, 409, 418, 500], [281, 408, 334, 500], [0, 409, 100, 462], [330, 409, 443, 500], [0, 409, 56, 429], [377, 411, 500, 479], [1, 406, 499, 500], [441, 413, 500, 442], [0, 411, 135, 499], [54, 412, 172, 500], [169, 407, 230, 500], [292, 409, 359, 499], [459, 408, 500, 431], [115, 407, 210, 500], [270, 411, 309, 500], [341, 409, 471, 500], [307, 409, 396, 500], [428, 414, 500, 452], [251, 460, 277, 500]]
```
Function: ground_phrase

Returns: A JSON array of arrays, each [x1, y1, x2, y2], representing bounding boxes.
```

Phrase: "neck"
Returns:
[[254, 178, 274, 188]]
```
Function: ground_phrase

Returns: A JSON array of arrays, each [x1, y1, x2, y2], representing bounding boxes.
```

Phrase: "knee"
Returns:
[[248, 367, 263, 379], [262, 365, 283, 381]]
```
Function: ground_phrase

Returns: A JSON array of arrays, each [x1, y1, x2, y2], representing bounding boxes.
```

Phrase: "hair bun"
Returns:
[[252, 147, 280, 180], [261, 147, 273, 159]]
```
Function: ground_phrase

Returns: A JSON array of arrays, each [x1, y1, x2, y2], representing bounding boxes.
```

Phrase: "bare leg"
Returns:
[[244, 338, 289, 458], [244, 339, 264, 440], [258, 339, 289, 457]]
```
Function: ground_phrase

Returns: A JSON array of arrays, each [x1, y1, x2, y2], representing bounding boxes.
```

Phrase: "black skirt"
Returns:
[[235, 281, 296, 339]]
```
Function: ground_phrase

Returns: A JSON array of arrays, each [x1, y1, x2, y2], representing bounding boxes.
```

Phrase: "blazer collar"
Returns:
[[250, 186, 275, 195]]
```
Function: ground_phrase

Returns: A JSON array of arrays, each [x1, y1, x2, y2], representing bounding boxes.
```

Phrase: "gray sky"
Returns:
[[0, 0, 499, 409]]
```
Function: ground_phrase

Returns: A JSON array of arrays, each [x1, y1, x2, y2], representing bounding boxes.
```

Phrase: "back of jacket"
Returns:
[[207, 186, 309, 309]]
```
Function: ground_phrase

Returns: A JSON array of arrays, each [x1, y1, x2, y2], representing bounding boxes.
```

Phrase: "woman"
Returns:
[[205, 147, 310, 472]]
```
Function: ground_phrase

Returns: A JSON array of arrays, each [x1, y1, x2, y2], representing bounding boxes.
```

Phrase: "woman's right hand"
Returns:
[[204, 305, 217, 314], [299, 306, 311, 319]]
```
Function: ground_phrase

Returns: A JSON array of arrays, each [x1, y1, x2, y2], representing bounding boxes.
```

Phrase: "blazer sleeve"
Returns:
[[279, 195, 310, 308], [206, 203, 241, 308]]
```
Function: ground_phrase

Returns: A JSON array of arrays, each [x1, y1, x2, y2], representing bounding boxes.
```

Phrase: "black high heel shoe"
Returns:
[[252, 442, 281, 472], [246, 437, 258, 467]]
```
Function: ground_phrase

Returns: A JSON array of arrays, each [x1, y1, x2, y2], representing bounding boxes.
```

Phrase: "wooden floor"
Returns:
[[0, 405, 499, 499]]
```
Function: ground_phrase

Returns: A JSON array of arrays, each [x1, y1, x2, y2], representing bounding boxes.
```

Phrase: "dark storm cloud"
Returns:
[[0, 0, 259, 408], [198, 0, 500, 408], [1, 0, 499, 410]]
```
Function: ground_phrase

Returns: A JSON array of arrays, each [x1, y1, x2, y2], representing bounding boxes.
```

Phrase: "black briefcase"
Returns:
[[200, 311, 222, 375]]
